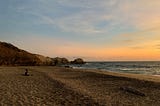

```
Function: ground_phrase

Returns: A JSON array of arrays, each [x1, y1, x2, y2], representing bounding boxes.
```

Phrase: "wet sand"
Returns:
[[0, 66, 160, 106]]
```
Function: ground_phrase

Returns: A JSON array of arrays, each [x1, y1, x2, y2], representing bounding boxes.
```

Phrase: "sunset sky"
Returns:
[[1, 0, 160, 61]]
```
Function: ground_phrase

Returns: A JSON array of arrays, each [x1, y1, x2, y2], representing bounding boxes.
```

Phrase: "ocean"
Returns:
[[69, 61, 160, 75]]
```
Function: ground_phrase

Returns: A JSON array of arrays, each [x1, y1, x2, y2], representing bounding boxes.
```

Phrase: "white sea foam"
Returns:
[[69, 61, 160, 75]]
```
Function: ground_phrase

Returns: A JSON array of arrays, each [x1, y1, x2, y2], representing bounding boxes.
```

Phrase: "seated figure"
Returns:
[[25, 69, 29, 76]]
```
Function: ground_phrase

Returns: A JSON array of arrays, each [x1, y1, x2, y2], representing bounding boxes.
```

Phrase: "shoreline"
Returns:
[[69, 61, 160, 77], [67, 66, 160, 83]]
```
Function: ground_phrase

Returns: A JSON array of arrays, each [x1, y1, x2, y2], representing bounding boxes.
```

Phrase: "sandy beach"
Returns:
[[0, 66, 160, 106]]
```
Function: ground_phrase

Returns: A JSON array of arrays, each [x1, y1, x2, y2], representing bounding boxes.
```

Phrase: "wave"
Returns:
[[69, 61, 160, 75]]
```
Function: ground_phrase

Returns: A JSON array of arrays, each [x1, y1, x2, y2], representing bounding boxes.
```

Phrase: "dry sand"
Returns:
[[0, 66, 160, 106]]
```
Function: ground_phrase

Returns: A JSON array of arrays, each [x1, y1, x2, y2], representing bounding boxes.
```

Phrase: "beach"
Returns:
[[0, 66, 160, 106]]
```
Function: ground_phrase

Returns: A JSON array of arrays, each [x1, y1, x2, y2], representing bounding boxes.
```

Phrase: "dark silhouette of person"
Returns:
[[25, 69, 29, 76], [55, 60, 58, 66]]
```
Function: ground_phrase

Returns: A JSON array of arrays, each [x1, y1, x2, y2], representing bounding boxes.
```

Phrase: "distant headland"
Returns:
[[0, 41, 85, 66]]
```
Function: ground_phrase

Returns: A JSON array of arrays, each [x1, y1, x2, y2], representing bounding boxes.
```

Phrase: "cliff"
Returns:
[[0, 41, 51, 66]]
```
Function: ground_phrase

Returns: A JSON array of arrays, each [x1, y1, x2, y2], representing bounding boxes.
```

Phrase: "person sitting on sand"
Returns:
[[25, 69, 29, 76]]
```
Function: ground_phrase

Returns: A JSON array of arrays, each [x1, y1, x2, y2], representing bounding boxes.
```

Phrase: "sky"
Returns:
[[0, 0, 160, 61]]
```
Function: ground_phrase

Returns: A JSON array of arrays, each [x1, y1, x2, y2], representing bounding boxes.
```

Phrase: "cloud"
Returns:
[[115, 0, 160, 30], [54, 0, 160, 35], [57, 0, 118, 9], [2, 0, 160, 60], [114, 25, 160, 48], [14, 0, 160, 36], [156, 44, 160, 47], [155, 44, 160, 50], [129, 46, 145, 50], [51, 12, 112, 34]]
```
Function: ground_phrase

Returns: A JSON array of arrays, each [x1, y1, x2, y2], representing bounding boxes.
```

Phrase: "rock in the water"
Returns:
[[52, 57, 69, 65], [71, 58, 85, 64], [64, 65, 71, 68]]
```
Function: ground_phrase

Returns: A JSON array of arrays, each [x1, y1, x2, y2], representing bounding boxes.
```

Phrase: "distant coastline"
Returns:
[[0, 41, 85, 66]]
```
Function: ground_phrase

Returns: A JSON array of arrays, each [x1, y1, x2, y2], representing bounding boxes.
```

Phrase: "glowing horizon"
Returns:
[[1, 0, 160, 61]]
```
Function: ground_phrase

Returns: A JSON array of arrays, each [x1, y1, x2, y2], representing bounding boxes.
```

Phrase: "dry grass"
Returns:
[[0, 66, 160, 106]]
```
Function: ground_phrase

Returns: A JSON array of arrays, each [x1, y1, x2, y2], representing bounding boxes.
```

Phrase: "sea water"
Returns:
[[69, 61, 160, 75]]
